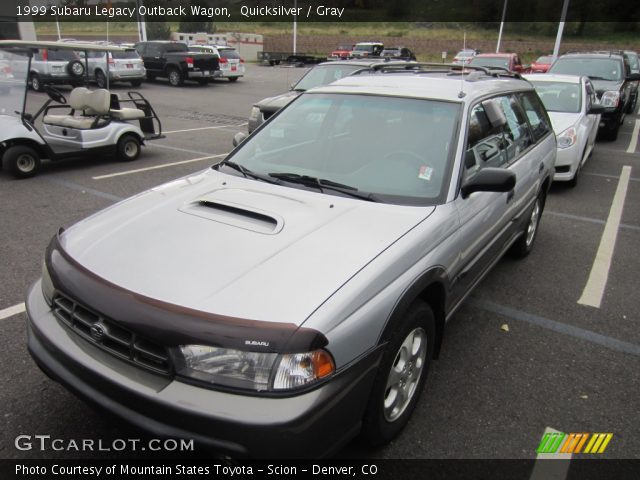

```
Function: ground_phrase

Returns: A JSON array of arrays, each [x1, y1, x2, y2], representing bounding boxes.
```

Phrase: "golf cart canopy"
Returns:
[[0, 40, 131, 53]]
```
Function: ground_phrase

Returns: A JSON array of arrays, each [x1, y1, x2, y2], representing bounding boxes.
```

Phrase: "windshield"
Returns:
[[469, 56, 510, 69], [530, 81, 582, 114], [293, 64, 364, 91], [354, 45, 375, 52], [0, 49, 28, 118], [225, 93, 460, 205], [219, 49, 240, 59], [550, 57, 623, 81]]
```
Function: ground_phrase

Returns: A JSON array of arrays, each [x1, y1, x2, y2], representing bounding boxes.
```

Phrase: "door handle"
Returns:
[[538, 163, 544, 174]]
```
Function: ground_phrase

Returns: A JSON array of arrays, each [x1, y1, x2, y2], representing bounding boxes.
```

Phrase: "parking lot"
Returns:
[[1, 63, 639, 460]]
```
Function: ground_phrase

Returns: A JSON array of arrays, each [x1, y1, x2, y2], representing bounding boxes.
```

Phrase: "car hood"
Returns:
[[590, 79, 623, 95], [256, 90, 301, 112], [59, 169, 434, 326], [548, 111, 580, 134]]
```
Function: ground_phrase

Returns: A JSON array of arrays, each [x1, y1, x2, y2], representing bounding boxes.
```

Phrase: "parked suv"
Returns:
[[26, 65, 555, 458], [549, 52, 640, 140], [29, 47, 85, 92], [134, 41, 220, 86], [350, 42, 384, 58], [87, 48, 146, 88]]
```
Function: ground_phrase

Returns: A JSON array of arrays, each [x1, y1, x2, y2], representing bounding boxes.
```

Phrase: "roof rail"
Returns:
[[358, 62, 523, 80]]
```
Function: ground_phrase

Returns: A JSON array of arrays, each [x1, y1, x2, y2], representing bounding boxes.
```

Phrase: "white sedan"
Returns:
[[525, 74, 602, 186]]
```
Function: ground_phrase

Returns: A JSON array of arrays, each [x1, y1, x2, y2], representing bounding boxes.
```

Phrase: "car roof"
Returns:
[[311, 71, 533, 103], [318, 59, 387, 67], [524, 73, 585, 84], [475, 53, 515, 58], [558, 52, 623, 60], [354, 42, 383, 46]]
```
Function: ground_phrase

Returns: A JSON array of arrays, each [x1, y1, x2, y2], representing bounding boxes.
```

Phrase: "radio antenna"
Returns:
[[459, 31, 467, 98]]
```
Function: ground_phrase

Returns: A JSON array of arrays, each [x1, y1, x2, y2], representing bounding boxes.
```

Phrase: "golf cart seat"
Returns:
[[43, 87, 110, 129], [109, 107, 145, 121]]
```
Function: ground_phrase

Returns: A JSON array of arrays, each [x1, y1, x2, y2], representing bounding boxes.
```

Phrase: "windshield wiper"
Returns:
[[268, 172, 378, 202], [215, 160, 282, 185], [587, 76, 609, 81]]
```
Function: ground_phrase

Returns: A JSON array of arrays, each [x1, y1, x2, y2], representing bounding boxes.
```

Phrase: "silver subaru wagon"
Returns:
[[26, 64, 556, 458]]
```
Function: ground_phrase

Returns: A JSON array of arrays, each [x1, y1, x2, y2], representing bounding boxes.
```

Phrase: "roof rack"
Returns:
[[358, 62, 523, 80]]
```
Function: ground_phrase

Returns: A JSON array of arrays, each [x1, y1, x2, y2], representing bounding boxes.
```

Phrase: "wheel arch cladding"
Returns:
[[4, 138, 48, 159]]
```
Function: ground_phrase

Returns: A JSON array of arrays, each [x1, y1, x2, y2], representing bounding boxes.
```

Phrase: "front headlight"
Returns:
[[177, 345, 335, 392], [600, 91, 620, 108], [556, 126, 577, 149], [248, 106, 261, 122], [41, 260, 55, 306]]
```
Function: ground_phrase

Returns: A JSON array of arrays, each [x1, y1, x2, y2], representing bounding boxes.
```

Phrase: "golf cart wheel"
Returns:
[[95, 70, 107, 89], [117, 134, 141, 162], [130, 80, 142, 87], [67, 60, 85, 78], [228, 77, 239, 82], [4, 145, 41, 179], [30, 74, 43, 92], [167, 68, 183, 87]]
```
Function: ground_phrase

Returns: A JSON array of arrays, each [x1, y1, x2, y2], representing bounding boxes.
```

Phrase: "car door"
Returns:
[[450, 98, 519, 301], [583, 79, 600, 150], [141, 43, 163, 74]]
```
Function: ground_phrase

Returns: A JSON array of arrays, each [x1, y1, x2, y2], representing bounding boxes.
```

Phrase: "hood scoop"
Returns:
[[180, 196, 283, 235]]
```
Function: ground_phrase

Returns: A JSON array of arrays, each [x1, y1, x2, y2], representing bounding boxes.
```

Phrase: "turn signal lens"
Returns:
[[272, 350, 335, 390]]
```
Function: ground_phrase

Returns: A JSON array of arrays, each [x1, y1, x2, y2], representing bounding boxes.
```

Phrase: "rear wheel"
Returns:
[[130, 80, 142, 87], [167, 68, 183, 87], [117, 134, 141, 162], [3, 145, 41, 179], [30, 74, 43, 92], [228, 76, 239, 82], [95, 70, 107, 89], [361, 301, 435, 446]]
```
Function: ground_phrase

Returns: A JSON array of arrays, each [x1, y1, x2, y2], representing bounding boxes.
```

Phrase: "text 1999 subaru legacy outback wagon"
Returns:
[[26, 64, 555, 458]]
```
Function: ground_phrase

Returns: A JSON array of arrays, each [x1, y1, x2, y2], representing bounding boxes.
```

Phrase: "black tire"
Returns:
[[567, 149, 586, 188], [30, 73, 43, 92], [626, 94, 637, 114], [130, 80, 142, 87], [509, 193, 544, 258], [67, 60, 85, 78], [361, 301, 435, 446], [3, 145, 41, 179], [95, 70, 107, 89], [228, 76, 239, 82], [167, 67, 184, 87], [117, 134, 141, 162]]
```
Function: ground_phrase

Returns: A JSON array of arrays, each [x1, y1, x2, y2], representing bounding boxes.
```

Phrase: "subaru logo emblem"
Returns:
[[90, 323, 107, 342]]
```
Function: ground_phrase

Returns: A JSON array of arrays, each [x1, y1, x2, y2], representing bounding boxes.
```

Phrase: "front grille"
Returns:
[[52, 293, 172, 375]]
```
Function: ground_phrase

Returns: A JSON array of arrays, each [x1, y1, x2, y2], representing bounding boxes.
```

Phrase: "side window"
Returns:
[[464, 102, 508, 176], [135, 44, 145, 56], [145, 44, 161, 57], [517, 91, 552, 142], [585, 81, 594, 111]]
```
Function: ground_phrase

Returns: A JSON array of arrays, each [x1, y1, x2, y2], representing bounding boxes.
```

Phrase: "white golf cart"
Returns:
[[0, 41, 162, 179]]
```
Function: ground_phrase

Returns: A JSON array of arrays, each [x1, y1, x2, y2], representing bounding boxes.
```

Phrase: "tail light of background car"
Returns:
[[186, 56, 194, 68]]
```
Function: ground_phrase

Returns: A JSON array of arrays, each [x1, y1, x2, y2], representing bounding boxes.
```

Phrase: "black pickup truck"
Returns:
[[134, 41, 221, 86]]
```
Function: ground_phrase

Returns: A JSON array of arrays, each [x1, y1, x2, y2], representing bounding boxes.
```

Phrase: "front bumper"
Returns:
[[26, 281, 381, 458], [553, 143, 582, 181]]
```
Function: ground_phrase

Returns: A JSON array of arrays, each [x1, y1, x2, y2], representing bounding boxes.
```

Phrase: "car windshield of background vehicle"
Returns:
[[551, 58, 623, 81], [354, 45, 374, 52], [227, 93, 460, 205], [469, 57, 509, 69], [536, 56, 553, 65], [219, 49, 240, 59], [530, 81, 582, 114], [293, 65, 363, 91]]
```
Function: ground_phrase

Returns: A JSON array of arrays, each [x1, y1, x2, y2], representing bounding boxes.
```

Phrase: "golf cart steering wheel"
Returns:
[[44, 86, 67, 104]]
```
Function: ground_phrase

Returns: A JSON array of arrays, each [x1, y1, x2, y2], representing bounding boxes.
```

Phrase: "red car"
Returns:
[[530, 55, 554, 73], [469, 53, 530, 74], [328, 44, 353, 60]]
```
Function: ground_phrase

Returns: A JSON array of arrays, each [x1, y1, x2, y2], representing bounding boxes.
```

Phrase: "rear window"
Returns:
[[219, 49, 240, 59], [45, 49, 77, 61], [111, 50, 140, 60], [530, 81, 582, 114], [469, 56, 510, 69]]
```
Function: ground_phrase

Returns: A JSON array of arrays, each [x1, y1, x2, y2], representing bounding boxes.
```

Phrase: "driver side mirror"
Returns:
[[627, 73, 640, 81], [461, 167, 516, 198], [588, 103, 606, 114], [233, 132, 248, 147], [482, 99, 507, 129]]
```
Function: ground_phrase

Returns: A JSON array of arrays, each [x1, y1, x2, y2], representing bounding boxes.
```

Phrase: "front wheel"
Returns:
[[117, 134, 141, 162], [361, 301, 435, 446], [95, 70, 107, 89], [3, 145, 41, 179], [509, 194, 543, 258], [30, 74, 43, 92]]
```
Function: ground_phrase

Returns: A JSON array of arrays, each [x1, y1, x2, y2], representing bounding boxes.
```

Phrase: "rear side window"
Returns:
[[464, 102, 509, 173], [516, 92, 552, 142], [46, 50, 77, 61]]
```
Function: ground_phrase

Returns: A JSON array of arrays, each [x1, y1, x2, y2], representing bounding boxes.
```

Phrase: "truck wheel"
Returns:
[[30, 74, 43, 92], [95, 70, 107, 89], [4, 145, 41, 179], [167, 68, 184, 87], [117, 134, 141, 162], [361, 300, 435, 446]]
